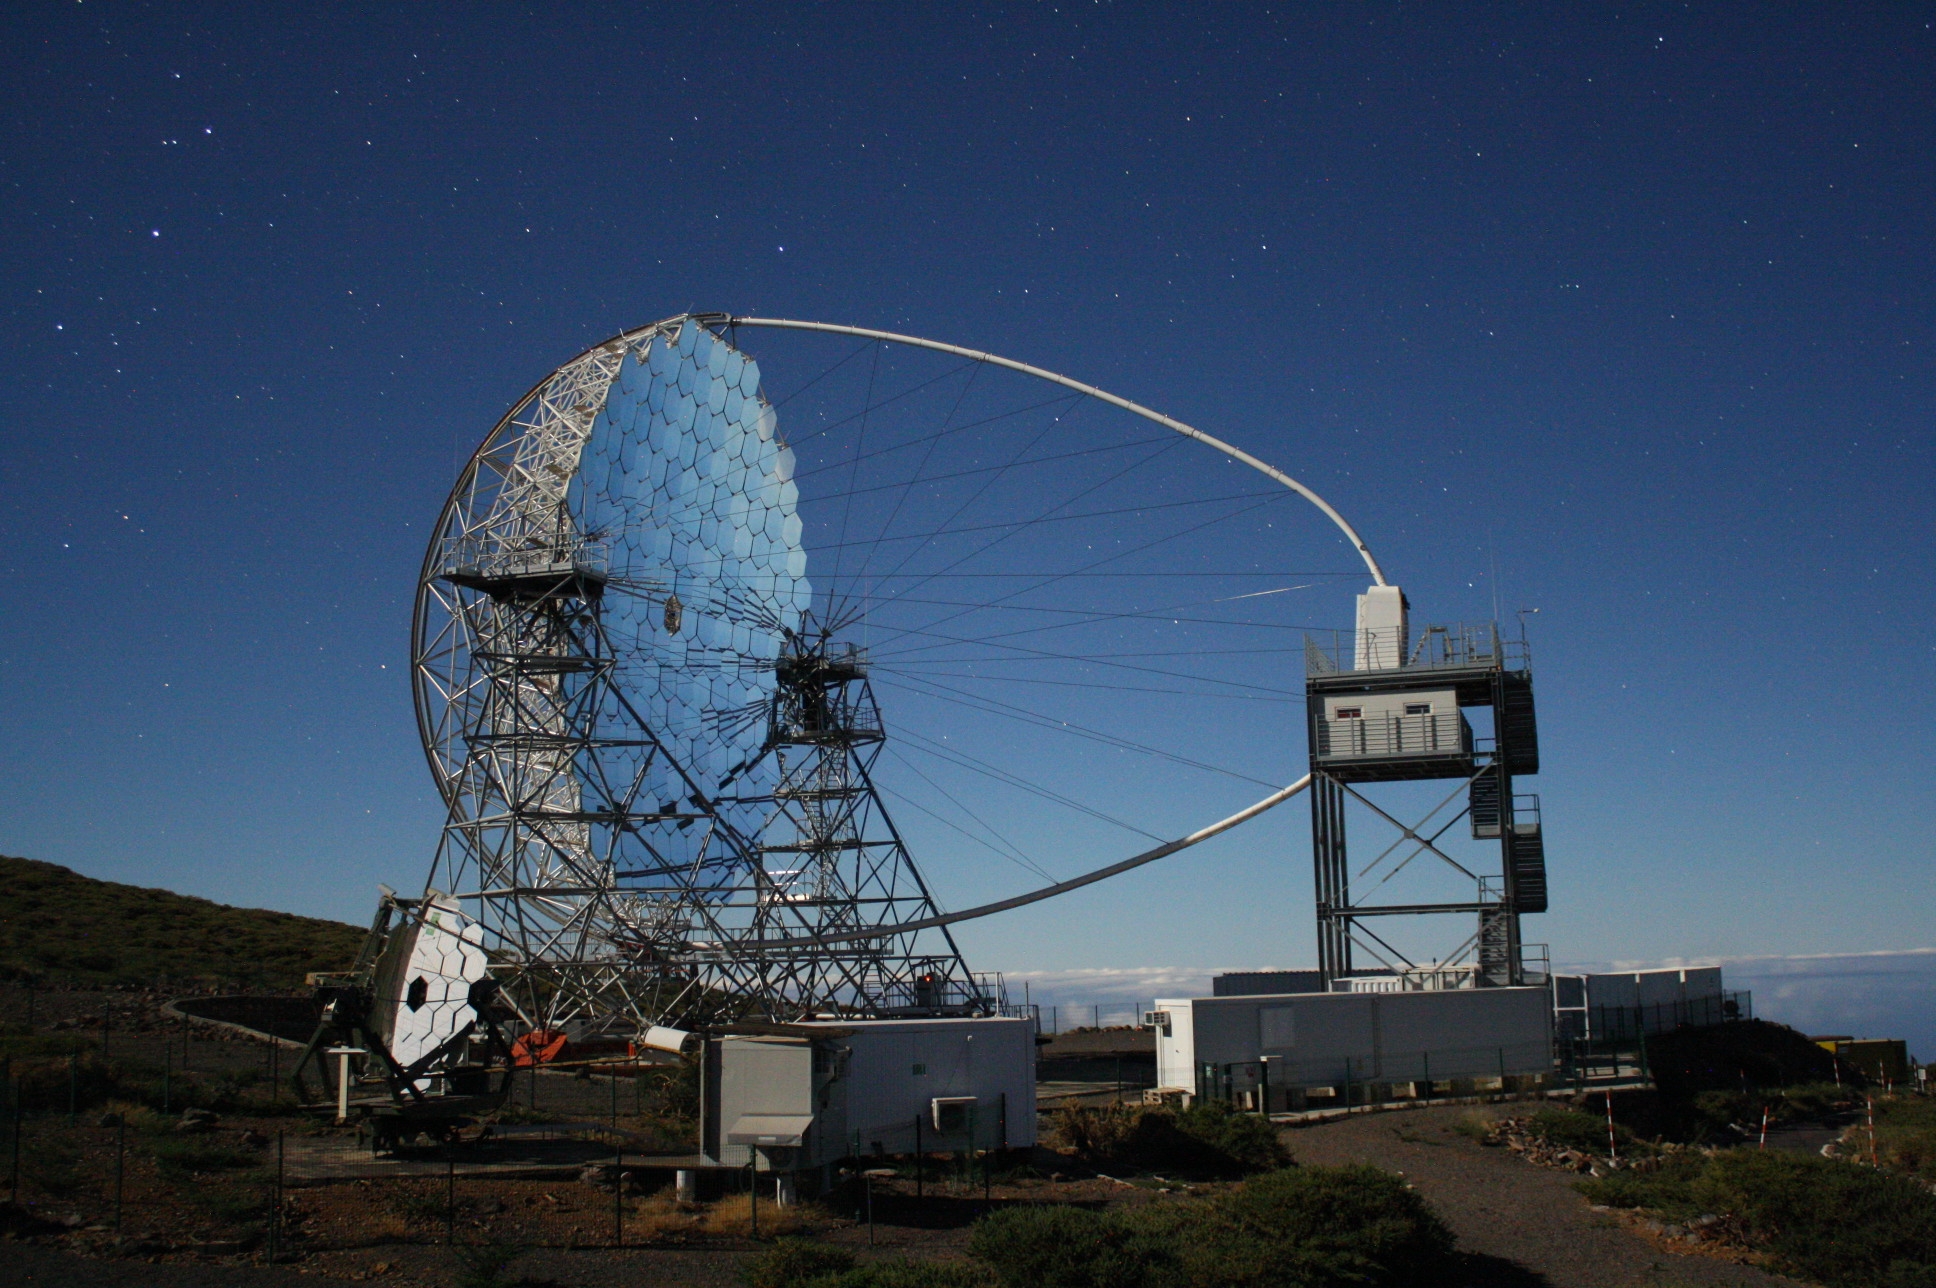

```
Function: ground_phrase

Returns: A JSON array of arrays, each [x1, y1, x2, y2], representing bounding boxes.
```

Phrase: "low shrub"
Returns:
[[1046, 1101, 1289, 1177], [1171, 1100, 1292, 1173], [1581, 1148, 1936, 1288], [1526, 1106, 1627, 1154], [1776, 1081, 1852, 1120], [1574, 1152, 1707, 1221], [1186, 1165, 1454, 1288], [970, 1165, 1449, 1288], [1695, 1149, 1936, 1288], [451, 1242, 526, 1288], [147, 1135, 263, 1178], [1873, 1095, 1936, 1181], [970, 1204, 1173, 1288], [788, 1262, 990, 1288], [742, 1239, 858, 1288]]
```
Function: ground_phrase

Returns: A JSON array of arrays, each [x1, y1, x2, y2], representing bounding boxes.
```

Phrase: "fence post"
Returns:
[[10, 1079, 21, 1201], [113, 1117, 125, 1231], [270, 1130, 284, 1261], [446, 1151, 456, 1246], [612, 1148, 623, 1248], [748, 1162, 759, 1237], [914, 1113, 924, 1203]]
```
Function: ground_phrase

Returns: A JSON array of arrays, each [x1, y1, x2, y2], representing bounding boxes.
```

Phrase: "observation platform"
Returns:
[[1305, 621, 1537, 781]]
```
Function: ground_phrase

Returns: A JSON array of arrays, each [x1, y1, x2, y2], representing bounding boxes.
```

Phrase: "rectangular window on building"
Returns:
[[1334, 707, 1362, 719], [1403, 702, 1430, 715]]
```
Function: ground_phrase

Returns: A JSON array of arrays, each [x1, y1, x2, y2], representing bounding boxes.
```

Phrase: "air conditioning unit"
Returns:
[[1142, 1010, 1171, 1035], [931, 1096, 977, 1135]]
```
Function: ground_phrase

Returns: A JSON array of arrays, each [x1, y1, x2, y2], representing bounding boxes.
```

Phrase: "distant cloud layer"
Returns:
[[1006, 950, 1936, 1058]]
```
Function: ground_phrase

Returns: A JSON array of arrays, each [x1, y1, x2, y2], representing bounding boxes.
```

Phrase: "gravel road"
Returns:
[[1285, 1102, 1808, 1288]]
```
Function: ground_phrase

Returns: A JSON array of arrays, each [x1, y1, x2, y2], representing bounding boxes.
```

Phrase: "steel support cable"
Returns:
[[804, 425, 1162, 500], [740, 775, 1312, 949], [884, 669, 1297, 702], [878, 751, 1058, 884], [865, 489, 1296, 663], [864, 433, 1189, 636], [826, 338, 881, 624], [891, 727, 1163, 841], [850, 358, 983, 592], [862, 396, 1116, 614], [875, 672, 1279, 789], [728, 318, 1389, 586], [641, 488, 1286, 564], [770, 350, 977, 446], [861, 607, 1310, 697]]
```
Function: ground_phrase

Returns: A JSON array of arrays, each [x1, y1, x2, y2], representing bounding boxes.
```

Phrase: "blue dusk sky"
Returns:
[[1, 6, 1931, 1042]]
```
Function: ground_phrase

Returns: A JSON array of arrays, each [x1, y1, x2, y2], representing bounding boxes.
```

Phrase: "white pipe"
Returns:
[[728, 317, 1389, 586], [739, 775, 1312, 950]]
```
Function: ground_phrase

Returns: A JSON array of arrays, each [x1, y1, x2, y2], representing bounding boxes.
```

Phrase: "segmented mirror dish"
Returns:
[[570, 319, 810, 798]]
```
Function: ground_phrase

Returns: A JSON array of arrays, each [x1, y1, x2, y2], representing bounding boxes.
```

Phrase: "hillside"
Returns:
[[0, 854, 364, 989]]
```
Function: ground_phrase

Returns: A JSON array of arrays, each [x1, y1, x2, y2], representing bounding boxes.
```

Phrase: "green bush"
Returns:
[[1695, 1150, 1936, 1288], [1873, 1095, 1936, 1181], [1172, 1100, 1292, 1173], [1779, 1081, 1853, 1120], [742, 1242, 990, 1288], [742, 1240, 859, 1288], [451, 1243, 526, 1288], [1195, 1165, 1454, 1287], [1526, 1106, 1625, 1154], [970, 1205, 1173, 1288], [1574, 1152, 1707, 1221], [812, 1265, 991, 1288], [969, 1166, 1451, 1288], [1046, 1101, 1289, 1178], [146, 1135, 262, 1178], [1583, 1148, 1936, 1288]]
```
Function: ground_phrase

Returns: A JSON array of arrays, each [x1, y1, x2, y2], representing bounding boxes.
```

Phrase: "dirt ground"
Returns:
[[0, 987, 1827, 1288], [5, 1101, 1829, 1288]]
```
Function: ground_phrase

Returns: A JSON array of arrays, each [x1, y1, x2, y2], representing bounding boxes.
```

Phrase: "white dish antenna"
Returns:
[[386, 891, 490, 1074]]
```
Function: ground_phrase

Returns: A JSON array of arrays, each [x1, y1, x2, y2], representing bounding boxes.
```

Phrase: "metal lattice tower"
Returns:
[[1304, 593, 1549, 990], [412, 315, 980, 1037]]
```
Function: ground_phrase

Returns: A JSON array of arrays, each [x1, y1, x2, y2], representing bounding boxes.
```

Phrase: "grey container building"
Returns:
[[701, 1015, 1036, 1177], [1151, 986, 1552, 1107]]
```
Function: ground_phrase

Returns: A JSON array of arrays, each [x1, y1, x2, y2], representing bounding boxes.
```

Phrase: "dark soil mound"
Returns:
[[1647, 1019, 1856, 1099]]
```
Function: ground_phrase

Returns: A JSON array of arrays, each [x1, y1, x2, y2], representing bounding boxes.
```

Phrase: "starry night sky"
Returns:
[[2, 6, 1931, 996]]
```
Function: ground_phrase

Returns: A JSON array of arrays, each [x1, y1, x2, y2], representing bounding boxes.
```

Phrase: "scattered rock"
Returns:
[[95, 1112, 124, 1129], [176, 1107, 219, 1133]]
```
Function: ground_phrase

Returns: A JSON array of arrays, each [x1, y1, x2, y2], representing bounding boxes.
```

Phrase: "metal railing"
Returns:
[[1304, 621, 1529, 677], [440, 533, 610, 583], [1561, 990, 1753, 1044], [1314, 712, 1471, 760], [1200, 1039, 1553, 1103]]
